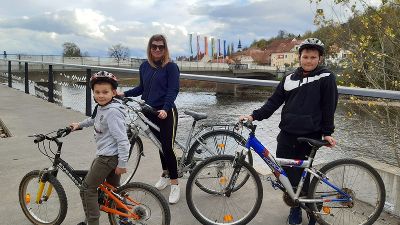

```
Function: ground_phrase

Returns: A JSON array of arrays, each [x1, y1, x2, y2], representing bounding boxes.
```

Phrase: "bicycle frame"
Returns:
[[244, 132, 353, 205], [125, 99, 239, 173], [34, 136, 143, 220]]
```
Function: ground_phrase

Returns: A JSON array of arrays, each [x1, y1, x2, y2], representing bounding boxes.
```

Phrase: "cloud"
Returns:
[[0, 0, 320, 58]]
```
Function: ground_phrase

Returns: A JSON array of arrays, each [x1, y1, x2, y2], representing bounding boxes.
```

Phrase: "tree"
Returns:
[[62, 42, 82, 57], [309, 0, 400, 166], [108, 44, 130, 65]]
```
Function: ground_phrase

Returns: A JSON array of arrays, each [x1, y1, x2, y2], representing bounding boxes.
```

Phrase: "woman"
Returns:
[[122, 34, 180, 204]]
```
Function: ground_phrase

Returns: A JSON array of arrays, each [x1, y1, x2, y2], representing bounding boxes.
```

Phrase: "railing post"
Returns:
[[7, 61, 11, 87], [48, 65, 54, 103], [86, 68, 92, 116], [25, 62, 29, 94]]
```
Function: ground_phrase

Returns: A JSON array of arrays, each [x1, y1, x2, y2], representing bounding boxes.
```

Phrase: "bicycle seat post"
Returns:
[[307, 146, 319, 167], [184, 119, 197, 150]]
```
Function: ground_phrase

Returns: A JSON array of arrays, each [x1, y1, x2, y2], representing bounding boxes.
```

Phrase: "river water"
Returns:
[[6, 78, 399, 167]]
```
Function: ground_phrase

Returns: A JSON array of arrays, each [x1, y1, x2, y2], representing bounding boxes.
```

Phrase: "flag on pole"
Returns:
[[204, 36, 208, 56], [211, 38, 215, 58], [218, 39, 221, 57], [197, 35, 200, 60], [189, 34, 193, 55], [223, 40, 226, 57]]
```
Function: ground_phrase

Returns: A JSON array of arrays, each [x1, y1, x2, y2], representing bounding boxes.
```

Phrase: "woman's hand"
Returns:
[[158, 110, 167, 119], [116, 91, 125, 97]]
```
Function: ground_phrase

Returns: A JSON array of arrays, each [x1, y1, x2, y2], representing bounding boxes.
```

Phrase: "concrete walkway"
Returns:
[[1, 83, 399, 225]]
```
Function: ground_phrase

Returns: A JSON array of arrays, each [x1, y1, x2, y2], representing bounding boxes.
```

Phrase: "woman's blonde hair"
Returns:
[[147, 34, 170, 68]]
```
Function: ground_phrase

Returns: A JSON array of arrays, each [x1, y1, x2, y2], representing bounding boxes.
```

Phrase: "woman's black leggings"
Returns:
[[144, 107, 179, 179]]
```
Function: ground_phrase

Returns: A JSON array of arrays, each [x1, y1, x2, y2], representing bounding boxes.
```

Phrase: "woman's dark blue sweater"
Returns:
[[124, 60, 180, 111]]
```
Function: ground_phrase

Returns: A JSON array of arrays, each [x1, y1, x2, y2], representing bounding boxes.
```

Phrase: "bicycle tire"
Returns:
[[187, 130, 253, 194], [120, 136, 143, 185], [108, 182, 171, 225], [308, 158, 385, 225], [186, 155, 263, 225], [19, 170, 68, 225]]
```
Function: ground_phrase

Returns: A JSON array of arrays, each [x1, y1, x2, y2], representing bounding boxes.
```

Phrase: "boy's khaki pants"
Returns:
[[80, 155, 120, 225]]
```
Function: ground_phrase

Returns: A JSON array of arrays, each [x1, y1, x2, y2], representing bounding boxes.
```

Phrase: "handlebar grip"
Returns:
[[122, 97, 133, 104], [142, 105, 159, 116], [34, 135, 45, 143], [57, 127, 74, 138]]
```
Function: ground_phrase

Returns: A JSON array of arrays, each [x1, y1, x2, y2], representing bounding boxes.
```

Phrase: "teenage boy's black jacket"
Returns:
[[251, 66, 338, 136]]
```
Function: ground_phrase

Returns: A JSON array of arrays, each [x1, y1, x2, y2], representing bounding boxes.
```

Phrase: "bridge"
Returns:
[[1, 54, 285, 79]]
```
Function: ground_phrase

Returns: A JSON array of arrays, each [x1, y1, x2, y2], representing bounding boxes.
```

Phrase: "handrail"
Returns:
[[1, 58, 400, 100]]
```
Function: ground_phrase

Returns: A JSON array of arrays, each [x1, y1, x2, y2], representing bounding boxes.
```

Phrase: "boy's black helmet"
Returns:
[[89, 71, 118, 90], [298, 38, 325, 56]]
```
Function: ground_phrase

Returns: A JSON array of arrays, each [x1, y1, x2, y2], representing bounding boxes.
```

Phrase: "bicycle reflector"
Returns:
[[217, 143, 225, 149], [25, 193, 31, 204], [219, 176, 228, 185], [223, 214, 233, 222], [322, 206, 331, 214]]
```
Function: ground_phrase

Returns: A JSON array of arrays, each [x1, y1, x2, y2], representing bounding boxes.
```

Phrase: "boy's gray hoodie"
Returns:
[[79, 99, 129, 168]]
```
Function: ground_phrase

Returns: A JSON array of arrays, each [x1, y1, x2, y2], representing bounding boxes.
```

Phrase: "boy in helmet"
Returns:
[[240, 38, 338, 225], [70, 71, 131, 225]]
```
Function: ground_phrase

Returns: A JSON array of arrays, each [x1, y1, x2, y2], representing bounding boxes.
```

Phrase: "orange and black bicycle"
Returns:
[[18, 127, 170, 225]]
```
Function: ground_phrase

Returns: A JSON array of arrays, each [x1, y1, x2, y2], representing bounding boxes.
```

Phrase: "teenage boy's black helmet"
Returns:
[[298, 38, 325, 56], [89, 71, 118, 90]]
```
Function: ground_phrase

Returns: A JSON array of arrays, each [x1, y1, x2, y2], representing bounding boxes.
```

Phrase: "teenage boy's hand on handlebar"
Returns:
[[239, 115, 254, 122], [323, 136, 337, 148], [115, 167, 127, 175]]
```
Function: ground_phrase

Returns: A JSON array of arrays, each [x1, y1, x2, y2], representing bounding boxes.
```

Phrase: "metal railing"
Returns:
[[1, 59, 400, 117]]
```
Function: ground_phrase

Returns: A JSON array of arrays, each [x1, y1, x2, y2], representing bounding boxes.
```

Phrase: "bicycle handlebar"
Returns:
[[236, 120, 257, 133], [31, 127, 72, 143], [33, 134, 46, 143], [122, 97, 159, 116]]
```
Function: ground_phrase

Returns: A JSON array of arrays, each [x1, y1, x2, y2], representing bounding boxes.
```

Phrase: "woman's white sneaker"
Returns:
[[169, 184, 180, 204], [154, 176, 169, 190]]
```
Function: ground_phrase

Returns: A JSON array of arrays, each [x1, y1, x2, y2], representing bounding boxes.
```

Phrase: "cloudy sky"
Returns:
[[0, 0, 335, 58]]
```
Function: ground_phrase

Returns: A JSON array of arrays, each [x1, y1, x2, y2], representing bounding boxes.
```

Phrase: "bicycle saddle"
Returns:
[[297, 137, 329, 148], [184, 110, 208, 121]]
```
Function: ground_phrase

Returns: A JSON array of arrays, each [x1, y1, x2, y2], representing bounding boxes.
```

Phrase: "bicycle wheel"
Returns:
[[308, 158, 385, 225], [187, 130, 253, 194], [120, 136, 143, 185], [186, 155, 263, 225], [19, 170, 68, 225], [108, 182, 171, 225]]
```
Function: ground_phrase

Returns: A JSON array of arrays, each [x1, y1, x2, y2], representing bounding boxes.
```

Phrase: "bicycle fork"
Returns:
[[31, 170, 54, 204], [225, 154, 247, 197]]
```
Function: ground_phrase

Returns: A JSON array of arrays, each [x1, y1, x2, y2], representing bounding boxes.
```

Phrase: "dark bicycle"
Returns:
[[19, 127, 170, 225]]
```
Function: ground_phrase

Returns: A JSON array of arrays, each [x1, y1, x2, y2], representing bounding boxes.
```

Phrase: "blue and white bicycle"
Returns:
[[186, 120, 385, 225]]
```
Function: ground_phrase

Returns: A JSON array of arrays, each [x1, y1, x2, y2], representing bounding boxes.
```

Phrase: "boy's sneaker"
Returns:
[[169, 184, 180, 204], [119, 217, 134, 225], [287, 207, 302, 225], [154, 176, 169, 190]]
